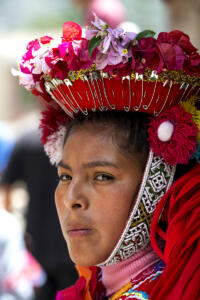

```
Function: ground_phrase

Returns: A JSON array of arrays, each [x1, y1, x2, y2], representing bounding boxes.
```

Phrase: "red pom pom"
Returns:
[[148, 105, 198, 165], [63, 21, 82, 41]]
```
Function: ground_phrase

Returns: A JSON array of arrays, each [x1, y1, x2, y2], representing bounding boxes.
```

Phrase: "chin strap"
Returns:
[[98, 151, 176, 266], [150, 163, 200, 300]]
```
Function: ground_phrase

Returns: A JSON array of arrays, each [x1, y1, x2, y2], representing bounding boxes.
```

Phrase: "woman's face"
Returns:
[[55, 123, 143, 266]]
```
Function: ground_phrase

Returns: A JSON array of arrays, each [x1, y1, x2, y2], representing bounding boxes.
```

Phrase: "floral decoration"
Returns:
[[148, 104, 198, 165], [12, 15, 200, 99]]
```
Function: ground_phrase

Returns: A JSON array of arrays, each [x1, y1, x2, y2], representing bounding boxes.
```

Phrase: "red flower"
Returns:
[[104, 61, 132, 77], [156, 30, 200, 73], [132, 37, 164, 73], [131, 29, 200, 75], [168, 30, 197, 54], [63, 21, 82, 41], [148, 105, 198, 165], [67, 39, 95, 70], [46, 58, 69, 80], [40, 35, 53, 44], [183, 52, 200, 75]]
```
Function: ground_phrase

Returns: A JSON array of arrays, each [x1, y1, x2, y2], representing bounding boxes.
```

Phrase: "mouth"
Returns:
[[66, 225, 93, 237]]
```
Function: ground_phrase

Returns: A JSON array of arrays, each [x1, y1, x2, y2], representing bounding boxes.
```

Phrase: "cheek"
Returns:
[[94, 183, 135, 245], [101, 183, 135, 218], [55, 185, 66, 225]]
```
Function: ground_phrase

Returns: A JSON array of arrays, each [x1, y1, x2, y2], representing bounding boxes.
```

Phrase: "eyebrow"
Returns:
[[58, 160, 119, 170]]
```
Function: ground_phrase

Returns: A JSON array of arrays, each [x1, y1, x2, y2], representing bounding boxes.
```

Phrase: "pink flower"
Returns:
[[56, 39, 94, 71], [71, 39, 95, 70], [26, 39, 40, 51], [85, 14, 136, 70], [22, 49, 34, 62]]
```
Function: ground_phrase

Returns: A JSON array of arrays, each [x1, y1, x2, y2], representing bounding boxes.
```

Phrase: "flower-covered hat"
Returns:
[[13, 15, 200, 266], [13, 15, 200, 166]]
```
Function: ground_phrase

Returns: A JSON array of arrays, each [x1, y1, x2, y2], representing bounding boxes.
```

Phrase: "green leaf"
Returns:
[[136, 30, 156, 41], [88, 35, 102, 58]]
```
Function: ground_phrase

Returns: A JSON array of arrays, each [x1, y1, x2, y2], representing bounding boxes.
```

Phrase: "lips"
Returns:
[[66, 224, 93, 237]]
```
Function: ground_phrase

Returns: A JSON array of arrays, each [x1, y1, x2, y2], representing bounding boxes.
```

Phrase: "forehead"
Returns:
[[62, 123, 132, 167]]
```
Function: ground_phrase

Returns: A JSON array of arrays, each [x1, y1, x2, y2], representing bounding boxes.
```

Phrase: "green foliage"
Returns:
[[88, 35, 102, 58], [136, 30, 156, 41]]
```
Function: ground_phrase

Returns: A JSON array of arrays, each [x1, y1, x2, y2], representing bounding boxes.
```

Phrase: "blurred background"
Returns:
[[0, 0, 200, 298]]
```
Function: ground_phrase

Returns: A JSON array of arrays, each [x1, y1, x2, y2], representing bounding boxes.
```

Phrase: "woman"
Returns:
[[13, 15, 200, 299]]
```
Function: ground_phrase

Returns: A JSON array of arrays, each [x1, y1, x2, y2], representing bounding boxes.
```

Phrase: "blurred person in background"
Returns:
[[0, 122, 41, 299], [0, 121, 14, 177], [72, 0, 127, 28], [0, 129, 78, 300], [72, 0, 140, 38], [0, 208, 36, 300]]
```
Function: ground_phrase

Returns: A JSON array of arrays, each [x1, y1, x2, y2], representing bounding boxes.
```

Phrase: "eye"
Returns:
[[94, 174, 114, 182], [58, 174, 72, 182]]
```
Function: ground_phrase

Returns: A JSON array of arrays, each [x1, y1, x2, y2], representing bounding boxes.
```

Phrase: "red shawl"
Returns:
[[150, 163, 200, 300]]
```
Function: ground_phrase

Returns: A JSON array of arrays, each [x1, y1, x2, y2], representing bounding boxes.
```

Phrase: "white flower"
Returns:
[[32, 56, 51, 75], [19, 73, 35, 90]]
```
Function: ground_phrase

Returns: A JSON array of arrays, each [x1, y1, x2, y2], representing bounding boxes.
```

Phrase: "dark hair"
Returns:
[[64, 111, 150, 169]]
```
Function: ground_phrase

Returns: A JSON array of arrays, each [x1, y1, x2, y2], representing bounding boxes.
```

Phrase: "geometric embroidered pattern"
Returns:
[[99, 151, 176, 266]]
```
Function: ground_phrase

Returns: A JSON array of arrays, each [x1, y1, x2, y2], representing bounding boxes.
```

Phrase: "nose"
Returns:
[[66, 177, 89, 210]]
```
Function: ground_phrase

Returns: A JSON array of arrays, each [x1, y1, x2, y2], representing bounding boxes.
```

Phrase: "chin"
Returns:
[[70, 253, 99, 266], [66, 239, 112, 266], [69, 248, 107, 266]]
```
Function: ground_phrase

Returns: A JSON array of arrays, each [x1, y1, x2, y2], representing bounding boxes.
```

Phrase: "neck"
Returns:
[[101, 243, 159, 296]]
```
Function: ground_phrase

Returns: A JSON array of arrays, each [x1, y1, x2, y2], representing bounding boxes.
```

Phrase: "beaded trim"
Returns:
[[44, 67, 200, 87], [97, 151, 176, 266], [45, 70, 199, 117]]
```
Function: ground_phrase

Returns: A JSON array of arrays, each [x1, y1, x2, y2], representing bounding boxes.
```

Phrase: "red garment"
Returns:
[[150, 164, 200, 300]]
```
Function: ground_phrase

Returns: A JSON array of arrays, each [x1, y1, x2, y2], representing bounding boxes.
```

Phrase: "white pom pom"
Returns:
[[157, 121, 174, 142]]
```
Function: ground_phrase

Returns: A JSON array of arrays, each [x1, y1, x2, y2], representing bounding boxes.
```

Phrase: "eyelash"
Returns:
[[58, 174, 72, 182], [94, 174, 114, 182], [58, 173, 114, 183]]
